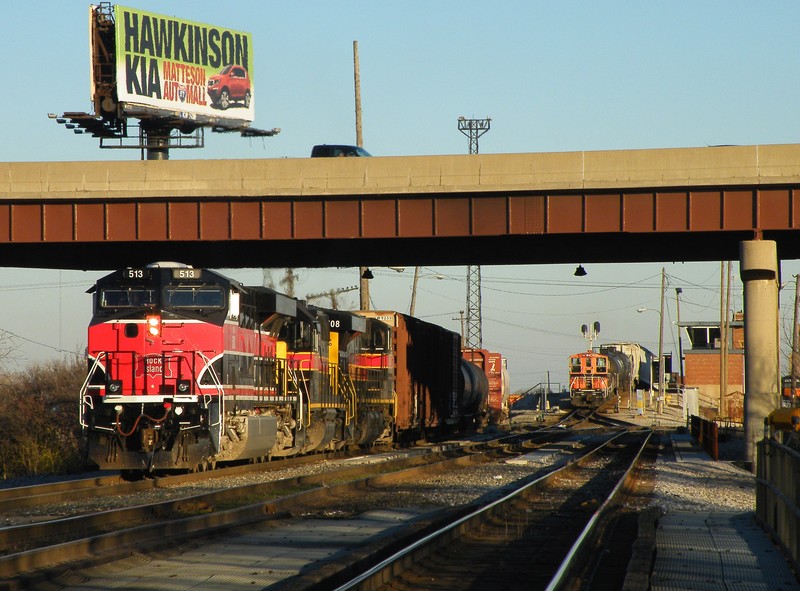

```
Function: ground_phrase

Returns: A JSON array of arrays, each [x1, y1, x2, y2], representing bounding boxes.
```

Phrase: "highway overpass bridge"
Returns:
[[2, 143, 797, 464], [0, 143, 799, 270]]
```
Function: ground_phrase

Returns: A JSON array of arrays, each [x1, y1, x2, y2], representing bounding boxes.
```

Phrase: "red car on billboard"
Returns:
[[207, 65, 251, 110]]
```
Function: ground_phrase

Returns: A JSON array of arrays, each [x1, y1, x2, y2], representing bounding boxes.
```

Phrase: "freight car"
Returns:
[[79, 263, 489, 471], [356, 311, 489, 441], [568, 342, 653, 409], [462, 348, 509, 424]]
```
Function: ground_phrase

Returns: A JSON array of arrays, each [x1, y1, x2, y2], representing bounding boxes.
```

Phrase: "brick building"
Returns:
[[679, 314, 745, 421]]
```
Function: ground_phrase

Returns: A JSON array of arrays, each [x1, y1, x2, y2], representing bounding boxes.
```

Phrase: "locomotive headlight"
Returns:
[[177, 379, 191, 394], [174, 406, 184, 416], [107, 380, 122, 394], [146, 314, 162, 337]]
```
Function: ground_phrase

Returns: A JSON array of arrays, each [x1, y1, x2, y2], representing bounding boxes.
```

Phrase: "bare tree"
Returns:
[[306, 286, 358, 310], [262, 268, 275, 289], [280, 268, 300, 297]]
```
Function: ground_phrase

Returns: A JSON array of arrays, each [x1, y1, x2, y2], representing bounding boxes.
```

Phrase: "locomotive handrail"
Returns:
[[336, 367, 357, 424], [285, 365, 309, 428], [194, 351, 224, 447], [79, 353, 108, 429]]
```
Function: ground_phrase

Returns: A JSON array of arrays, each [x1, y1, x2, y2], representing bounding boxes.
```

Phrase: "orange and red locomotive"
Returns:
[[568, 343, 653, 409]]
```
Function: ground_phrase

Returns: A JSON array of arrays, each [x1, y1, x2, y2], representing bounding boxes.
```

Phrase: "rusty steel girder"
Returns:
[[0, 146, 799, 269]]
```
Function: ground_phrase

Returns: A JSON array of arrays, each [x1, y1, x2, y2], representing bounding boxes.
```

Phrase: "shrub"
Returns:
[[0, 357, 86, 479]]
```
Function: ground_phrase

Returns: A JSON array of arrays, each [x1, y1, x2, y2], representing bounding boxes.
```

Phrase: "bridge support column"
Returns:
[[740, 240, 780, 469]]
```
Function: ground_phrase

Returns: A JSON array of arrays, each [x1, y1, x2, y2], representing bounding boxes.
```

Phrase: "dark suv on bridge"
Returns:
[[311, 145, 371, 157]]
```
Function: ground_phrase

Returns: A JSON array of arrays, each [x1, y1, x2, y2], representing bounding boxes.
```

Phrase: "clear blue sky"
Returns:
[[1, 1, 800, 389]]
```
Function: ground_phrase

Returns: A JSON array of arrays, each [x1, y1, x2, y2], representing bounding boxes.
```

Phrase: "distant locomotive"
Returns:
[[79, 263, 492, 471], [781, 375, 800, 407], [568, 342, 653, 409]]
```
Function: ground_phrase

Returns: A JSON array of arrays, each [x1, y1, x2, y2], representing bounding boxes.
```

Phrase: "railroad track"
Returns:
[[0, 416, 575, 516], [0, 412, 626, 589], [0, 449, 399, 515], [0, 426, 591, 587], [314, 429, 653, 591]]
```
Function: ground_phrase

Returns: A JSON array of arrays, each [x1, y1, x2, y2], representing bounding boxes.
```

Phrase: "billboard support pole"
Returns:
[[143, 127, 170, 161]]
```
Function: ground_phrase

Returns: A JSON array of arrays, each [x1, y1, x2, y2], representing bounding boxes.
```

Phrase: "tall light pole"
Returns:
[[410, 266, 420, 316], [639, 307, 665, 413], [638, 270, 666, 416], [458, 116, 490, 349], [410, 269, 444, 316]]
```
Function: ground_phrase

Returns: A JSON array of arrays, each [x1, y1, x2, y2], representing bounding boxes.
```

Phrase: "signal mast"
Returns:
[[581, 321, 601, 351]]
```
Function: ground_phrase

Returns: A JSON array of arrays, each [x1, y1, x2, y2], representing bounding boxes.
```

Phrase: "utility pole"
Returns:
[[657, 267, 666, 414], [354, 40, 370, 310], [675, 287, 684, 388], [354, 41, 362, 148], [410, 266, 420, 316], [719, 261, 731, 417], [453, 311, 465, 342], [792, 275, 800, 403], [458, 116, 491, 348]]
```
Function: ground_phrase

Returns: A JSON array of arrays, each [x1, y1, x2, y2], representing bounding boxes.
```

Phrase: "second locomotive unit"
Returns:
[[79, 263, 490, 471]]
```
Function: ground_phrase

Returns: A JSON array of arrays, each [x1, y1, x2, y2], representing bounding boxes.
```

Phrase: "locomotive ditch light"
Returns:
[[107, 380, 123, 394], [177, 379, 191, 394], [146, 314, 162, 337]]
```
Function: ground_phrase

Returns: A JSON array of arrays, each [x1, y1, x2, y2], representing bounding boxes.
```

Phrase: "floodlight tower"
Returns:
[[458, 116, 491, 349]]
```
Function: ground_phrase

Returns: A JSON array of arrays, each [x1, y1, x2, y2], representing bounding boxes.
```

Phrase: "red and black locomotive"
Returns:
[[80, 263, 492, 471]]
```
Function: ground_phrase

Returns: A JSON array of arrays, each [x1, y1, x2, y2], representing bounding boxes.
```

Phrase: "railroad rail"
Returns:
[[0, 426, 587, 586], [322, 430, 652, 591]]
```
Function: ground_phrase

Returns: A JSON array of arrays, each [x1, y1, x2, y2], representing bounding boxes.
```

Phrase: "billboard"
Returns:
[[113, 5, 254, 123]]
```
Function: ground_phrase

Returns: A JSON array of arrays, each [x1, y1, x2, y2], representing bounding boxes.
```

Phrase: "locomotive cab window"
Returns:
[[279, 322, 317, 351], [596, 357, 607, 372], [372, 327, 388, 351], [100, 288, 157, 308], [570, 358, 582, 372], [165, 286, 225, 310]]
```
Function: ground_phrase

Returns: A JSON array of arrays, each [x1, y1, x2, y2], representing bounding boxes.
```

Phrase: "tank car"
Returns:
[[79, 264, 490, 471], [462, 348, 509, 424], [356, 311, 489, 442], [600, 342, 654, 393]]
